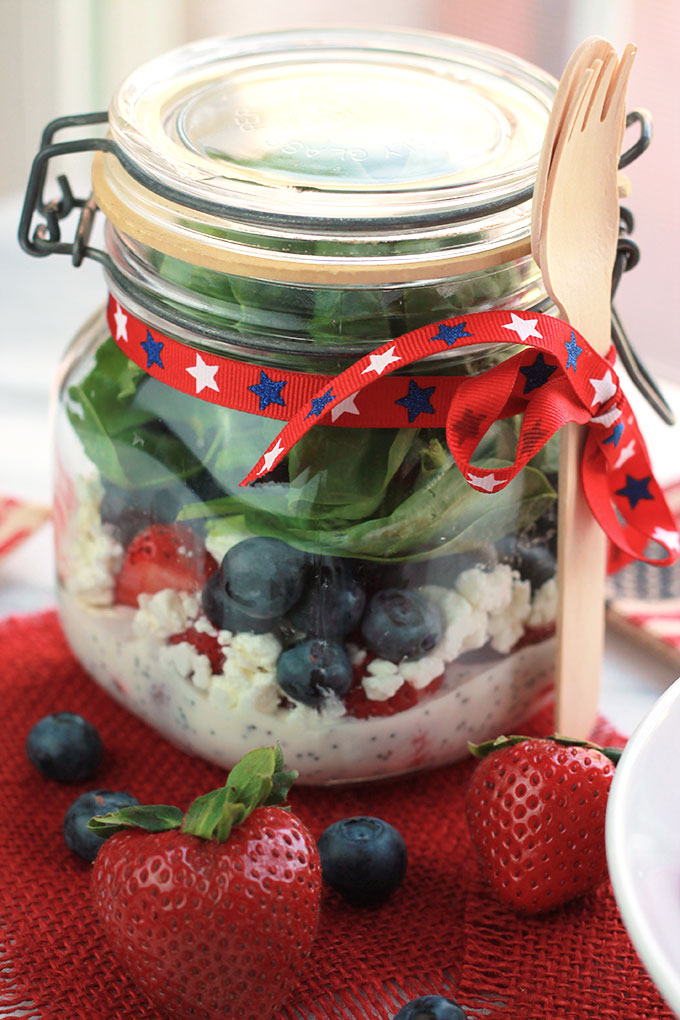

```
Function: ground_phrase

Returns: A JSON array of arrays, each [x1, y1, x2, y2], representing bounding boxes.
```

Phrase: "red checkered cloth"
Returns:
[[0, 610, 673, 1020], [0, 497, 50, 560]]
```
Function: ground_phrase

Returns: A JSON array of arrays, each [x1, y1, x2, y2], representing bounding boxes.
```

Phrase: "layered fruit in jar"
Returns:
[[55, 307, 559, 784]]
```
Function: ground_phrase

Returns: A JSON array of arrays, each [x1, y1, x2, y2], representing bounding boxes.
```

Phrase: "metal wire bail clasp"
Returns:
[[18, 112, 114, 268]]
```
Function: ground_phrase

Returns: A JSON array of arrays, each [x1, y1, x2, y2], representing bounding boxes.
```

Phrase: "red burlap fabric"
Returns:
[[0, 610, 672, 1020]]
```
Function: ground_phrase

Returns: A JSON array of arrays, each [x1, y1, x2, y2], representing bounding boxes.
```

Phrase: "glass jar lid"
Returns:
[[93, 28, 556, 282]]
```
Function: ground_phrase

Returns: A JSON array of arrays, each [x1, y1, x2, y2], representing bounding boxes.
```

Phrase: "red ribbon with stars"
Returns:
[[106, 295, 679, 569]]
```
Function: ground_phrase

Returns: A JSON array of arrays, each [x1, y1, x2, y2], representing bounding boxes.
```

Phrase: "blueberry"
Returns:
[[497, 537, 556, 592], [100, 480, 188, 544], [276, 639, 352, 708], [361, 589, 443, 662], [288, 557, 365, 638], [392, 995, 467, 1020], [26, 713, 102, 782], [221, 538, 307, 617], [201, 572, 277, 634], [318, 816, 407, 905], [63, 790, 139, 861]]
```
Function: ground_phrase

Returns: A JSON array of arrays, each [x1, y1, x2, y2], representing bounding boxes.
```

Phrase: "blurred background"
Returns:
[[3, 0, 678, 380], [2, 0, 678, 379]]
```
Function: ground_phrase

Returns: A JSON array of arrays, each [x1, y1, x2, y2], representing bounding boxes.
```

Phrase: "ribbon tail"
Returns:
[[582, 425, 680, 567]]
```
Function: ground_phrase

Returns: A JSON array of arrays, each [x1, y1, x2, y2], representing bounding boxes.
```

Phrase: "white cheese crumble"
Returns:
[[399, 654, 446, 690], [64, 477, 123, 606], [157, 641, 213, 692], [362, 671, 404, 701], [455, 564, 515, 614], [347, 643, 367, 666], [221, 631, 282, 692], [133, 590, 199, 640], [488, 577, 532, 653], [528, 577, 558, 627]]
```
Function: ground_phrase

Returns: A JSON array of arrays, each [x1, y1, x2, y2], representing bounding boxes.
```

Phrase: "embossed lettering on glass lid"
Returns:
[[109, 30, 555, 222]]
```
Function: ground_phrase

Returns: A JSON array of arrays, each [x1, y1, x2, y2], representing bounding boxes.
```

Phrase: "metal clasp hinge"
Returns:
[[18, 112, 114, 269]]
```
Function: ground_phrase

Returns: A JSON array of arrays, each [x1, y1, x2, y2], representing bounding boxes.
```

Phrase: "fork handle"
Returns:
[[554, 423, 608, 737]]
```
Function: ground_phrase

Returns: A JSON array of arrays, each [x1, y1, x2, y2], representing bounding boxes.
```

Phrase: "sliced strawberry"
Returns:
[[168, 627, 225, 674], [114, 524, 217, 607], [512, 622, 556, 652], [344, 657, 444, 719]]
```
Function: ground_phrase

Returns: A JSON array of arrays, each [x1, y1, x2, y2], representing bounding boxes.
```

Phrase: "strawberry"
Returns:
[[89, 745, 320, 1020], [168, 627, 226, 673], [465, 734, 621, 914], [114, 523, 217, 607]]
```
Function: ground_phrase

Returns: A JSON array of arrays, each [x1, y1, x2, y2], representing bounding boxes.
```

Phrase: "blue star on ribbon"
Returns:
[[564, 331, 583, 372], [615, 474, 653, 510], [519, 353, 557, 394], [603, 422, 624, 447], [395, 380, 436, 423], [430, 321, 473, 347], [141, 330, 164, 369], [305, 387, 335, 419], [248, 370, 287, 411]]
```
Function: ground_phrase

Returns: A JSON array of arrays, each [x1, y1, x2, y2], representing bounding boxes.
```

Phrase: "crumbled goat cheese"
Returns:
[[366, 658, 400, 677], [133, 590, 199, 641], [399, 654, 446, 690], [455, 565, 515, 614], [529, 578, 558, 627], [488, 577, 532, 653], [193, 616, 219, 637], [157, 641, 213, 691], [362, 671, 405, 701], [347, 643, 367, 666], [222, 632, 282, 692], [422, 587, 488, 660], [64, 477, 123, 605]]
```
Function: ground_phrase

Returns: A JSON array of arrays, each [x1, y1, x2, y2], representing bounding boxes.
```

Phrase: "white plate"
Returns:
[[606, 676, 680, 1017]]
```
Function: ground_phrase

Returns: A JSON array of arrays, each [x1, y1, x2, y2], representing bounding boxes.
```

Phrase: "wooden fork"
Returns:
[[533, 44, 637, 738]]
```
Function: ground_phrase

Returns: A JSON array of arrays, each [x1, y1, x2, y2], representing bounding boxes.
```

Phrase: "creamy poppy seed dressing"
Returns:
[[56, 474, 556, 783]]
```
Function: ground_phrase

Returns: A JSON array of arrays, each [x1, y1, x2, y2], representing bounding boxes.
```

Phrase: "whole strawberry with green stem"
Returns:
[[89, 744, 320, 1020], [465, 734, 622, 915]]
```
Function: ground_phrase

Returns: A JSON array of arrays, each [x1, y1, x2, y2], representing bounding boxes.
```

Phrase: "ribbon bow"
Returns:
[[240, 310, 679, 568]]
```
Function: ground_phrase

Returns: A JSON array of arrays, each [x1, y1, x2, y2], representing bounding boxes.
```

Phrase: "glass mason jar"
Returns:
[[35, 29, 566, 783]]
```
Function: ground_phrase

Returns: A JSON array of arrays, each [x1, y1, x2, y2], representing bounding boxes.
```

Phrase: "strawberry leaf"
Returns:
[[215, 801, 248, 842], [182, 787, 229, 839], [267, 740, 298, 804], [225, 746, 276, 812], [87, 804, 183, 837], [181, 787, 249, 842]]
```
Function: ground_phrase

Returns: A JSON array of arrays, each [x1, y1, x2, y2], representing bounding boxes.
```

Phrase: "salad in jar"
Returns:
[[55, 265, 559, 784], [35, 28, 564, 781]]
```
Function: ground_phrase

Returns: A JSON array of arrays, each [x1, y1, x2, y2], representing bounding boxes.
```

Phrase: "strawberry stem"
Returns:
[[88, 742, 299, 844], [468, 733, 623, 766]]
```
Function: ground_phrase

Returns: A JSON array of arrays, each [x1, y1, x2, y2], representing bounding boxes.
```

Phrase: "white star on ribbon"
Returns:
[[331, 391, 361, 422], [589, 369, 617, 406], [258, 438, 285, 476], [113, 302, 128, 342], [653, 526, 680, 552], [502, 313, 543, 344], [591, 406, 622, 428], [186, 353, 220, 394], [467, 471, 504, 493], [614, 438, 636, 469], [361, 346, 402, 376]]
